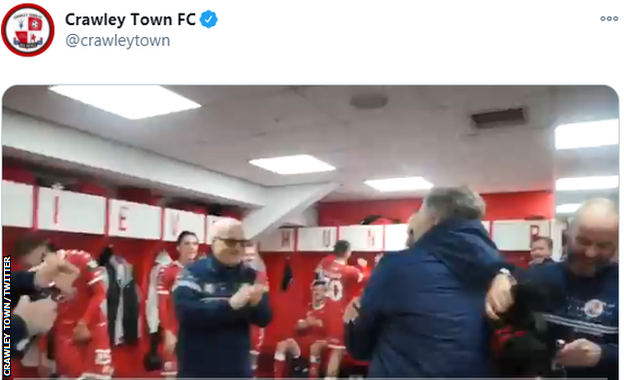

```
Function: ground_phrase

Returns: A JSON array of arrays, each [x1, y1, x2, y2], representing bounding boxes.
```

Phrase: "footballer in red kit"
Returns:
[[157, 231, 199, 378], [353, 257, 372, 297], [315, 240, 365, 379], [52, 249, 113, 379], [273, 280, 328, 378], [340, 254, 381, 375]]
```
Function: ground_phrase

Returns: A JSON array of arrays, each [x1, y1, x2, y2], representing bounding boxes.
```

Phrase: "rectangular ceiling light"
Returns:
[[555, 175, 619, 191], [556, 203, 582, 214], [49, 85, 201, 120], [364, 177, 434, 192], [249, 154, 336, 175], [555, 119, 619, 150]]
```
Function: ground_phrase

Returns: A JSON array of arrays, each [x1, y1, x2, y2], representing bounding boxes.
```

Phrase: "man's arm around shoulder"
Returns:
[[11, 315, 29, 358], [11, 271, 37, 308]]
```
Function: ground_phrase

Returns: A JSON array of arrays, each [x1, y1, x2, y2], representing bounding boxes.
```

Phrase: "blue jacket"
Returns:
[[174, 256, 272, 378], [520, 262, 618, 380], [345, 219, 505, 377], [11, 271, 38, 358]]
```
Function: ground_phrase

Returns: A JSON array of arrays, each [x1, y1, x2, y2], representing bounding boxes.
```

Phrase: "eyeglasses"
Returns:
[[216, 238, 249, 247]]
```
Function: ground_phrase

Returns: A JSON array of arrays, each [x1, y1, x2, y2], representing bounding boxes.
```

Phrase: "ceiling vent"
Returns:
[[350, 93, 389, 110], [471, 107, 527, 130]]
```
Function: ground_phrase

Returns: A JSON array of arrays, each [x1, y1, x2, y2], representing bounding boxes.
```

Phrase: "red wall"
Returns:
[[318, 191, 554, 226]]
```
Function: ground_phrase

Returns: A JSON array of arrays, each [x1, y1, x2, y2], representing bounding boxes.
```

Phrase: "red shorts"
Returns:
[[250, 326, 264, 354], [295, 335, 327, 358], [54, 324, 113, 379], [325, 316, 345, 350]]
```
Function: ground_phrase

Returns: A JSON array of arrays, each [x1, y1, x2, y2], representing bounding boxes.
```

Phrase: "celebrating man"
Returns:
[[174, 218, 272, 378], [344, 187, 506, 377], [315, 240, 365, 379], [487, 198, 618, 380], [273, 280, 327, 378], [49, 249, 113, 379], [157, 230, 199, 378]]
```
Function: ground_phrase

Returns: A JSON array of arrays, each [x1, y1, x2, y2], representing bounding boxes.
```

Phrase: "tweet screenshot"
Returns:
[[1, 1, 622, 379]]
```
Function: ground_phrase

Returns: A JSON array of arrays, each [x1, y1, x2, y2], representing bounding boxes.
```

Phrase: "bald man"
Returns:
[[487, 198, 618, 380], [174, 218, 273, 378]]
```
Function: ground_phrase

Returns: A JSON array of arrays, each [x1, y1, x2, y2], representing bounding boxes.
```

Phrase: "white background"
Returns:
[[0, 0, 622, 318], [0, 1, 620, 88]]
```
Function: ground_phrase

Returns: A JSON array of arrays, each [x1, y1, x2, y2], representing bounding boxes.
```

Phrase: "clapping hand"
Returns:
[[249, 284, 265, 306], [229, 284, 252, 310], [357, 258, 368, 268]]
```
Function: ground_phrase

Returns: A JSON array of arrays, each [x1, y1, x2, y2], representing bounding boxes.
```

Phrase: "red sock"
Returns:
[[274, 353, 287, 378], [309, 356, 321, 378]]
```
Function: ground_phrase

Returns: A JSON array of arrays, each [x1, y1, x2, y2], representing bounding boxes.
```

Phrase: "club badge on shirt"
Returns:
[[88, 259, 99, 270], [584, 299, 605, 318], [203, 283, 215, 294]]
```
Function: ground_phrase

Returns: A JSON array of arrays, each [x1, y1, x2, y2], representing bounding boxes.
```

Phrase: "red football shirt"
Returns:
[[55, 250, 107, 330], [316, 255, 363, 317], [157, 261, 183, 334], [296, 303, 327, 339]]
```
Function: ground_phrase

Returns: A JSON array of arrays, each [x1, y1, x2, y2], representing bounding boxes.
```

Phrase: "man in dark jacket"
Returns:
[[174, 218, 272, 378], [344, 186, 507, 377], [11, 272, 57, 356], [487, 198, 618, 380]]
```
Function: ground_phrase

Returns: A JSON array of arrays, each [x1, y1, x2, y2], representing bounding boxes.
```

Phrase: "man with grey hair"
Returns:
[[487, 198, 618, 380], [343, 186, 508, 377]]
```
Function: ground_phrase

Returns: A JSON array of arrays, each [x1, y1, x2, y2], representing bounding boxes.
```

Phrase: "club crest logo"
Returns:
[[203, 283, 215, 294], [87, 259, 99, 270], [584, 299, 605, 318], [2, 3, 55, 57]]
